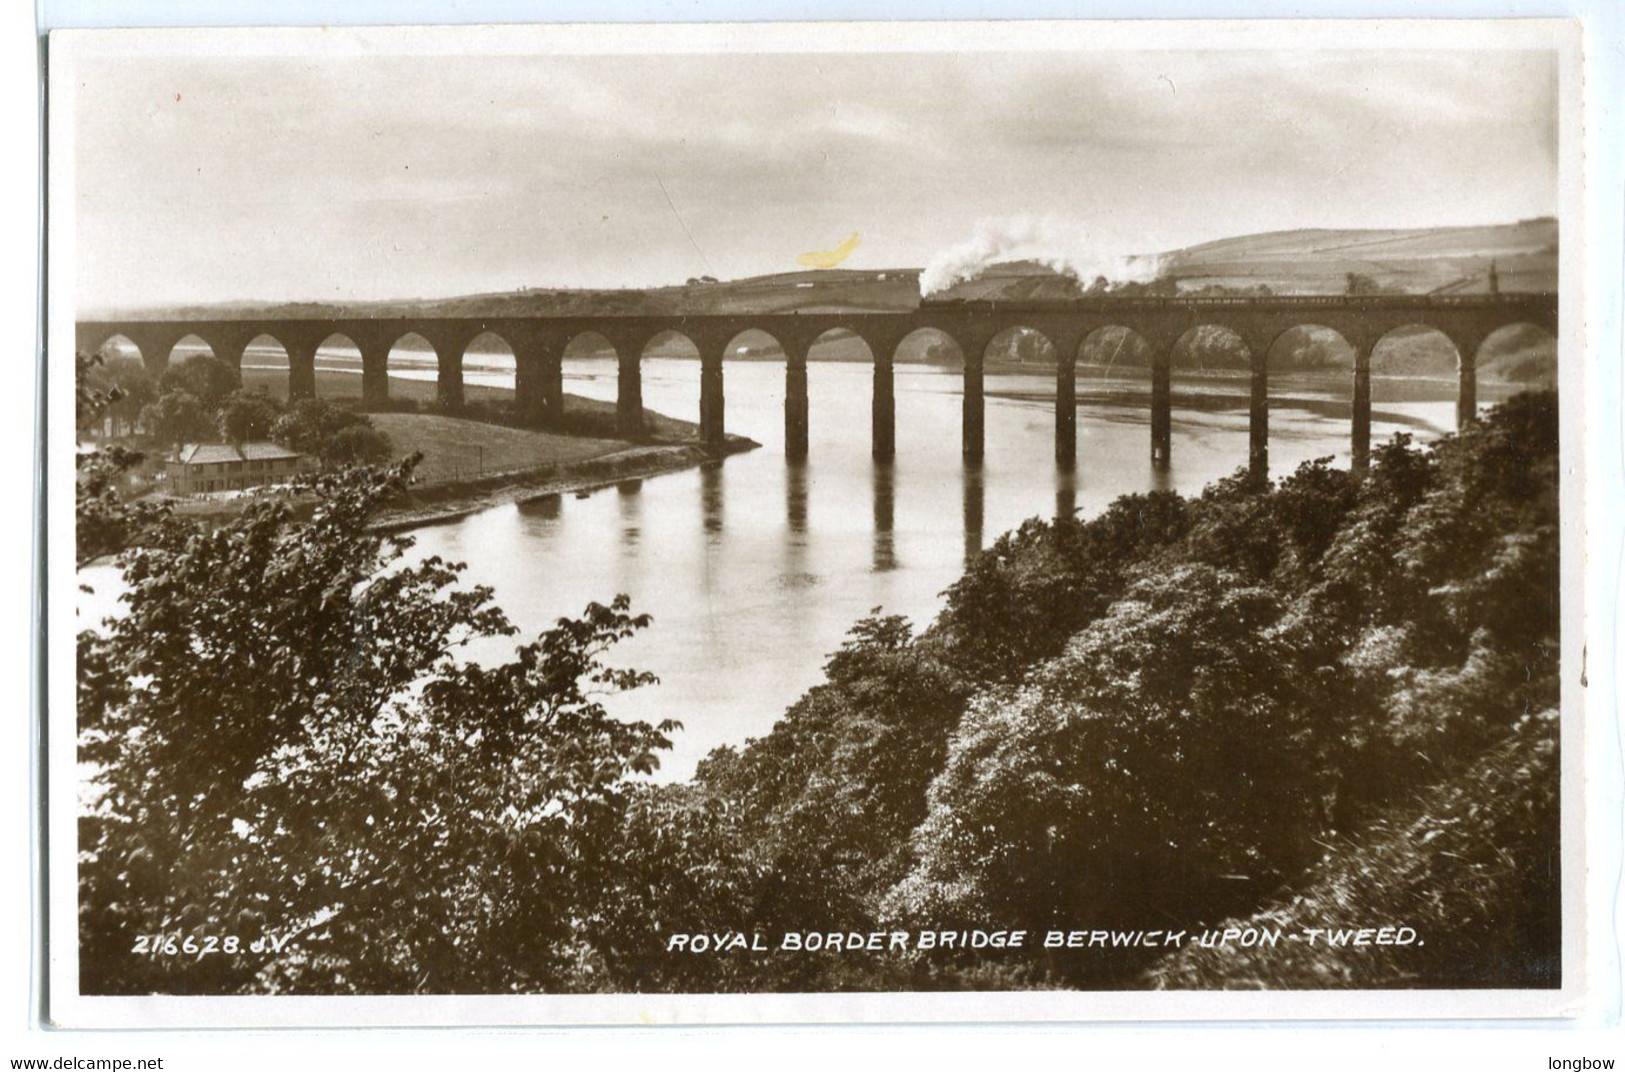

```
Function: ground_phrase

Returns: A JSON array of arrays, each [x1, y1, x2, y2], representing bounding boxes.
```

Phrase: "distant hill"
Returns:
[[1157, 217, 1557, 296], [91, 219, 1558, 324]]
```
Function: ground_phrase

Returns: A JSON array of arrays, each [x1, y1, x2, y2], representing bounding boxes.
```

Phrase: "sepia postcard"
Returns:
[[44, 18, 1590, 1027]]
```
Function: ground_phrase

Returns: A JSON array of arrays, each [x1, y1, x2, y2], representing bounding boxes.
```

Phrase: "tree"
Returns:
[[140, 390, 212, 449], [159, 353, 239, 405], [78, 459, 678, 994], [1345, 271, 1386, 296], [322, 422, 394, 467], [890, 565, 1327, 986], [75, 352, 168, 563], [216, 392, 281, 444], [105, 361, 158, 436], [271, 398, 367, 457]]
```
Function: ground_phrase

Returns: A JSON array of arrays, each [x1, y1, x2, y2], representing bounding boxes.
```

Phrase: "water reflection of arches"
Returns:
[[872, 461, 897, 573], [616, 479, 644, 572], [700, 461, 724, 535], [962, 464, 985, 566], [240, 333, 292, 400]]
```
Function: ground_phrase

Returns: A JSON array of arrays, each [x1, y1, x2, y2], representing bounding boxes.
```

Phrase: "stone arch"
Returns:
[[983, 325, 1056, 368], [91, 333, 145, 368], [1263, 324, 1359, 471], [883, 327, 964, 460], [385, 332, 440, 407], [83, 335, 153, 437], [558, 330, 628, 434], [561, 330, 620, 401], [1077, 324, 1154, 381], [723, 327, 784, 360], [641, 328, 700, 359], [808, 326, 873, 363], [641, 330, 703, 441], [463, 331, 518, 405], [167, 333, 218, 366], [310, 333, 368, 404], [1168, 323, 1256, 474], [239, 333, 292, 400], [1170, 323, 1253, 373], [785, 327, 871, 460], [893, 326, 964, 368], [1370, 323, 1463, 434], [1475, 321, 1556, 396], [1371, 323, 1462, 377]]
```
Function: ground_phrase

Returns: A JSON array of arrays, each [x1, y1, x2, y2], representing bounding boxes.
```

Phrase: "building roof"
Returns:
[[175, 441, 302, 465]]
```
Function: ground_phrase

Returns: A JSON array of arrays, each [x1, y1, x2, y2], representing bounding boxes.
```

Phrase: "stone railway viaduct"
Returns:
[[78, 292, 1558, 476]]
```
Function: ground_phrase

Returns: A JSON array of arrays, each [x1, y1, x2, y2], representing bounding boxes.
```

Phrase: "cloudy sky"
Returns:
[[71, 45, 1558, 309]]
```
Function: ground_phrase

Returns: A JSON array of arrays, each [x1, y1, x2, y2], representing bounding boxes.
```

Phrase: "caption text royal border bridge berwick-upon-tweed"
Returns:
[[76, 292, 1557, 477]]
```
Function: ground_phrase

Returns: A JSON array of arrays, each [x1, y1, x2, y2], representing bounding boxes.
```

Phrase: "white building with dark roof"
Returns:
[[165, 441, 308, 495]]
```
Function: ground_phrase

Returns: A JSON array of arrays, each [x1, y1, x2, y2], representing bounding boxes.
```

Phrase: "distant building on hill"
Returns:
[[165, 441, 308, 495]]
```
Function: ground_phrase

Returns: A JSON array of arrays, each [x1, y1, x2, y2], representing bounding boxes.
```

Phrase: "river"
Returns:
[[363, 352, 1466, 779], [91, 341, 1480, 779]]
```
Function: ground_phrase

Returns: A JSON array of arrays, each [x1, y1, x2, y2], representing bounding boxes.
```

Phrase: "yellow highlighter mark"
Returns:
[[797, 231, 861, 269]]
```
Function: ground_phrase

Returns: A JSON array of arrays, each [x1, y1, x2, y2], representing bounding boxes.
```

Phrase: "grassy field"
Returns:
[[365, 413, 628, 486], [235, 365, 732, 489], [238, 365, 710, 442]]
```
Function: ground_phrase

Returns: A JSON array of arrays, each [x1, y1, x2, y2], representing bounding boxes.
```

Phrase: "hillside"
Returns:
[[96, 219, 1557, 324]]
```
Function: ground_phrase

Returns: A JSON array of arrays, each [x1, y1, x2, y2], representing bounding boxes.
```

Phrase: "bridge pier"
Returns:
[[1352, 346, 1372, 472], [784, 344, 809, 460], [1055, 355, 1077, 469], [212, 338, 248, 374], [872, 351, 895, 461], [514, 349, 545, 425], [138, 344, 170, 379], [1150, 349, 1172, 470], [543, 350, 564, 426], [360, 345, 390, 408], [700, 346, 725, 446], [617, 350, 644, 439], [288, 345, 318, 401], [436, 347, 464, 410], [1457, 356, 1477, 429], [1249, 347, 1268, 482], [963, 351, 984, 464]]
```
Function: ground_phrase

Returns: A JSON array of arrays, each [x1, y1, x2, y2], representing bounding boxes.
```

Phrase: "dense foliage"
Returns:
[[77, 390, 1562, 993], [78, 458, 676, 993], [600, 391, 1561, 991], [78, 354, 393, 467]]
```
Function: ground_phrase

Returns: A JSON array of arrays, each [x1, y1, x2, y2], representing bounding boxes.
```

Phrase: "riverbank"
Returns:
[[370, 441, 735, 533], [183, 370, 761, 531]]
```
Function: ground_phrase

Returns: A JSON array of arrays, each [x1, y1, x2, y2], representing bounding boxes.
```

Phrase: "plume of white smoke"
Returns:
[[918, 215, 1163, 297]]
